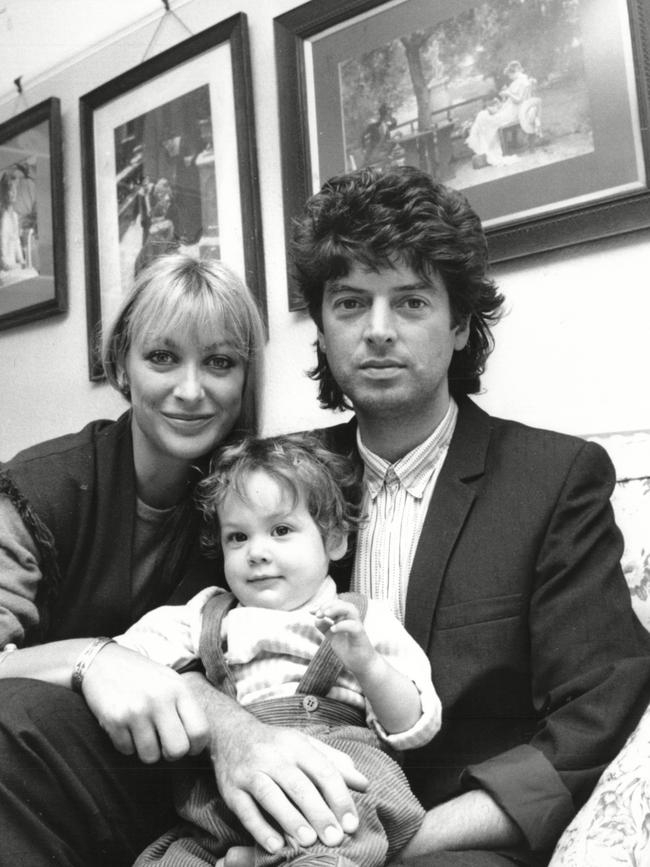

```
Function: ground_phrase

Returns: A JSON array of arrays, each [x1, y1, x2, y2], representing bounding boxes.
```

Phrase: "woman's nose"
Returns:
[[173, 365, 205, 402]]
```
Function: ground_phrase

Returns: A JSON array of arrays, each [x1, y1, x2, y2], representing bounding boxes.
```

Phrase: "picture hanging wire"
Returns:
[[141, 0, 193, 61], [11, 75, 28, 115]]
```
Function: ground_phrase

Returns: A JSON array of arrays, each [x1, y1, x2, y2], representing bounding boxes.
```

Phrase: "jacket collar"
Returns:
[[404, 396, 491, 649], [325, 398, 492, 649]]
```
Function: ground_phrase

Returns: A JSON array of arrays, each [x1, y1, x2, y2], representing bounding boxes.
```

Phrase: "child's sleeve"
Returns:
[[114, 586, 222, 670], [363, 600, 442, 751]]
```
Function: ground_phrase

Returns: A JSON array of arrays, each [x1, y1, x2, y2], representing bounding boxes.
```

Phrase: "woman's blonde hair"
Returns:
[[102, 253, 265, 435]]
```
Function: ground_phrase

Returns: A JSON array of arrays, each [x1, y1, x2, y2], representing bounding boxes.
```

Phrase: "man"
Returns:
[[287, 165, 650, 865]]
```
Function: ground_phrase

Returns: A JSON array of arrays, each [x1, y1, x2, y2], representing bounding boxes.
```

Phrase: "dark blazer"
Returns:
[[0, 412, 213, 644], [318, 396, 650, 857]]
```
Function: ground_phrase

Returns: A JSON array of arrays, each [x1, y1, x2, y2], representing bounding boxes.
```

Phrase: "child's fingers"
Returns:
[[314, 600, 360, 623], [329, 618, 364, 636]]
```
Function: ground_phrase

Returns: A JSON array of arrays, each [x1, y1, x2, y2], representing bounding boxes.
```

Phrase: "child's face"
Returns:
[[218, 470, 346, 611]]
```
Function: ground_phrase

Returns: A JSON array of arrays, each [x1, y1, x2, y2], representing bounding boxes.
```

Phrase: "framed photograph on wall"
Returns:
[[80, 13, 265, 379], [0, 97, 67, 330], [275, 0, 650, 309]]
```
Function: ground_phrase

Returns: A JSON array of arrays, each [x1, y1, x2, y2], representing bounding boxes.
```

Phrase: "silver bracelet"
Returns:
[[71, 637, 115, 693], [0, 643, 17, 667]]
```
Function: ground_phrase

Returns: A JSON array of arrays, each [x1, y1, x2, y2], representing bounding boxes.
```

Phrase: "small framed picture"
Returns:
[[0, 97, 67, 330], [80, 13, 265, 379], [275, 0, 650, 308]]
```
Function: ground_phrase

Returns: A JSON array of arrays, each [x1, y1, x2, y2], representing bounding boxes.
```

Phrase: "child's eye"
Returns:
[[226, 531, 247, 544], [273, 525, 292, 537]]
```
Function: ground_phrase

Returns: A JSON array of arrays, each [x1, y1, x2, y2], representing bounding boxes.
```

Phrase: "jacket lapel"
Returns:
[[404, 398, 491, 651]]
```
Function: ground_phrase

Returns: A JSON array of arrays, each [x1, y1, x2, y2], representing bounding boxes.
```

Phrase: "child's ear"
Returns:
[[326, 531, 348, 562]]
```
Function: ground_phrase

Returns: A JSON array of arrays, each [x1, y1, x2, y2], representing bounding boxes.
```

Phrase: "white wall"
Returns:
[[1, 0, 649, 462]]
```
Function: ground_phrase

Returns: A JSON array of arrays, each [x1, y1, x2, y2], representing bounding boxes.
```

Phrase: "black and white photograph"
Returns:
[[112, 84, 217, 287], [276, 0, 650, 296], [80, 14, 265, 378], [0, 97, 66, 330], [339, 2, 594, 191], [308, 0, 643, 227]]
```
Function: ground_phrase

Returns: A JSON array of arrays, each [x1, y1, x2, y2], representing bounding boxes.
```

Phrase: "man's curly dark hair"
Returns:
[[290, 166, 504, 410]]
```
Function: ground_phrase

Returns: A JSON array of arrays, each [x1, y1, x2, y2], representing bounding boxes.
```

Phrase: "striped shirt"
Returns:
[[116, 578, 441, 751], [352, 399, 458, 623]]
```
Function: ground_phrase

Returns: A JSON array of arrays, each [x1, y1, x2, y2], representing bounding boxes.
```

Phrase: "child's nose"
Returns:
[[247, 538, 270, 563]]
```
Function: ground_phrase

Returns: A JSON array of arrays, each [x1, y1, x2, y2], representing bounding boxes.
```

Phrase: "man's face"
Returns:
[[318, 260, 469, 429]]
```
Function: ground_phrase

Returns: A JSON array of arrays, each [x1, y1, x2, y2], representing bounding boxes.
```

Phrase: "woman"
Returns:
[[0, 169, 38, 285], [466, 61, 541, 166], [0, 253, 265, 864]]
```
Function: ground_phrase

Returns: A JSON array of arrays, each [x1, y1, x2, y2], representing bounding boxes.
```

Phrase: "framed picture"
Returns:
[[80, 13, 265, 379], [0, 97, 67, 330], [275, 0, 650, 308]]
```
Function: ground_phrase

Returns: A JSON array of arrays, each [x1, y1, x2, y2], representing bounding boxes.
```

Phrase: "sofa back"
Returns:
[[587, 430, 650, 632]]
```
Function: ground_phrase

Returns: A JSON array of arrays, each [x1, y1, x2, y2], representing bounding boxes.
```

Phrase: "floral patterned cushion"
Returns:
[[549, 430, 650, 866], [612, 476, 650, 632]]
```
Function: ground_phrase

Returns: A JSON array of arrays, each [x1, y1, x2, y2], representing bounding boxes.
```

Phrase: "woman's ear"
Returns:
[[326, 531, 348, 563], [117, 367, 130, 398]]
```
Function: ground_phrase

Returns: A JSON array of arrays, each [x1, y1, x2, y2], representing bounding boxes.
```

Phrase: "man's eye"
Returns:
[[335, 297, 362, 310], [403, 297, 426, 309]]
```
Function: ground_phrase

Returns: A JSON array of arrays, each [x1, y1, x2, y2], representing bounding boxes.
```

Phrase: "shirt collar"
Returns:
[[357, 399, 458, 500]]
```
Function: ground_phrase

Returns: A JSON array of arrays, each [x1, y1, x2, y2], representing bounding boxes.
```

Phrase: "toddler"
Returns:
[[117, 434, 441, 867]]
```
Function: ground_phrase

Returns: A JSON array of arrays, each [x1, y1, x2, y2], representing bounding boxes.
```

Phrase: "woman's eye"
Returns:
[[207, 355, 235, 370], [147, 350, 175, 365]]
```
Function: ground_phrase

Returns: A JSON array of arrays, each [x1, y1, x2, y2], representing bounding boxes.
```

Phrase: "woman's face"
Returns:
[[124, 326, 245, 475]]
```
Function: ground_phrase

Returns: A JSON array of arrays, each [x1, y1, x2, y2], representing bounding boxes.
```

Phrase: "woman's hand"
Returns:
[[184, 671, 367, 853], [81, 643, 209, 763]]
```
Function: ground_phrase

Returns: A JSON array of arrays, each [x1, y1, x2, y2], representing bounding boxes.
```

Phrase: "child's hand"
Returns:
[[313, 600, 377, 675]]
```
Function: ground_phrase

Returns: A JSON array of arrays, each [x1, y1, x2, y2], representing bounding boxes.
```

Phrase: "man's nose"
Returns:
[[363, 301, 396, 344]]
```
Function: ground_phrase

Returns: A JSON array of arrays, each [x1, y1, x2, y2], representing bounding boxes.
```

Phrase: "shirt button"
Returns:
[[303, 695, 319, 712]]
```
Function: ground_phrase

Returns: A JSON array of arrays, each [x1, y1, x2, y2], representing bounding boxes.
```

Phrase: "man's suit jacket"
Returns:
[[318, 396, 650, 857]]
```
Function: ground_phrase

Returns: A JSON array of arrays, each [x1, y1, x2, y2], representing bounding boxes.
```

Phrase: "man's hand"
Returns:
[[81, 643, 209, 763], [184, 672, 368, 853]]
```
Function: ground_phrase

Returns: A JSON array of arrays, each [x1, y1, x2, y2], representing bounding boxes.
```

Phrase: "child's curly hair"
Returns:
[[196, 433, 362, 558]]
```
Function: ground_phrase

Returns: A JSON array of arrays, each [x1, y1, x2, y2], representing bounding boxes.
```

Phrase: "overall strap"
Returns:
[[198, 591, 239, 699], [297, 591, 368, 697]]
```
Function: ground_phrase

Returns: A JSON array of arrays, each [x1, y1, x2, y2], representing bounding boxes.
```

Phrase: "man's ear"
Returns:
[[453, 316, 470, 351], [317, 330, 326, 354], [326, 531, 348, 562]]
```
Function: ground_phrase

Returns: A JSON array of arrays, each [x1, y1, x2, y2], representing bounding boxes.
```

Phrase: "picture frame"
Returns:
[[0, 97, 67, 330], [275, 0, 650, 309], [80, 13, 265, 379]]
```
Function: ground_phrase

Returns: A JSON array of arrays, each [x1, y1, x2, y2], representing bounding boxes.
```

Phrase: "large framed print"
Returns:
[[275, 0, 650, 309], [80, 13, 265, 379], [0, 97, 67, 330]]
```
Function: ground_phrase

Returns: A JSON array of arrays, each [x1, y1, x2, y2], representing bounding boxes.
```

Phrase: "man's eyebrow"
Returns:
[[324, 280, 434, 294]]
